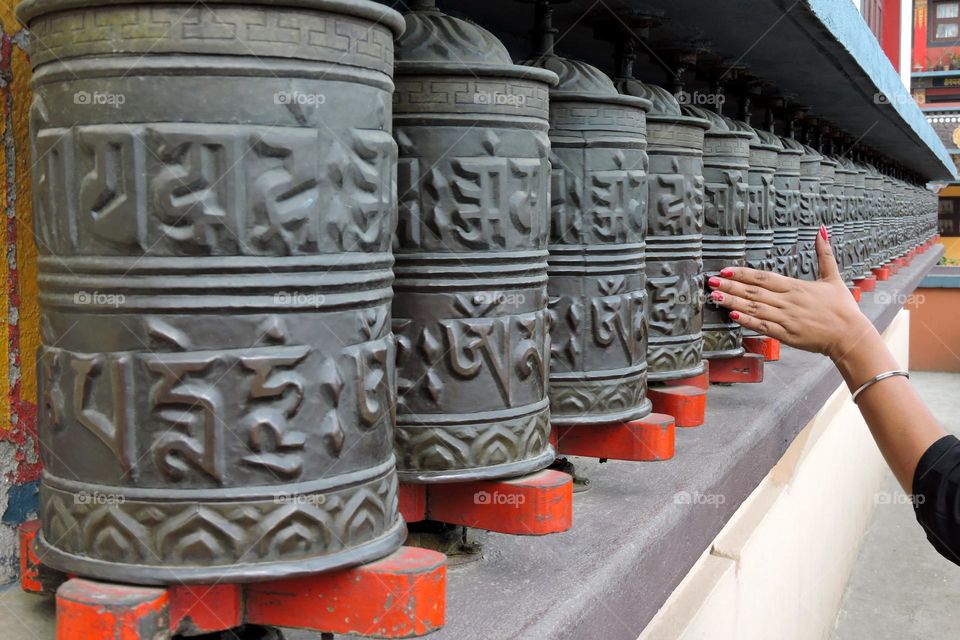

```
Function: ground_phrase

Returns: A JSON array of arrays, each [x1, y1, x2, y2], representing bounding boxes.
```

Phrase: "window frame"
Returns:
[[930, 0, 960, 44]]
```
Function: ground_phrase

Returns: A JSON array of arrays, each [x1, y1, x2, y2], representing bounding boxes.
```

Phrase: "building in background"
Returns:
[[911, 0, 960, 255]]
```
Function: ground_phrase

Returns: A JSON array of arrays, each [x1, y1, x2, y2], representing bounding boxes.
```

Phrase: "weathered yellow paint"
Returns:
[[0, 0, 18, 434], [0, 76, 9, 435], [12, 37, 36, 410], [939, 236, 960, 262]]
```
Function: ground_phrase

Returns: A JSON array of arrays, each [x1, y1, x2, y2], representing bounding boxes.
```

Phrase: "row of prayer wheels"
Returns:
[[19, 0, 937, 587]]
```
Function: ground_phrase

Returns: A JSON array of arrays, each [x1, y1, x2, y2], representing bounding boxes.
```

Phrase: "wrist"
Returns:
[[826, 313, 878, 367]]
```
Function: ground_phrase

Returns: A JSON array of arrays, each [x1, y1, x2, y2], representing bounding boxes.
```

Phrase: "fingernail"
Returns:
[[730, 311, 741, 321], [708, 276, 721, 288], [820, 225, 828, 242], [719, 267, 734, 278], [711, 291, 724, 302]]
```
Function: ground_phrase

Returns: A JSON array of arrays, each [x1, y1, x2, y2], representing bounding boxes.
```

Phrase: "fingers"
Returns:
[[815, 224, 841, 282], [726, 310, 789, 342], [709, 290, 786, 325], [716, 265, 792, 293], [708, 275, 786, 309]]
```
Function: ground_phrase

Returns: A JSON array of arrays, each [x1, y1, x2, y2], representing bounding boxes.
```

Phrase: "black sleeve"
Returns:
[[912, 434, 960, 567]]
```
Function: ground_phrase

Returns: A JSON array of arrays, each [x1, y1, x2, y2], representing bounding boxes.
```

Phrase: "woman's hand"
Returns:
[[708, 225, 873, 363]]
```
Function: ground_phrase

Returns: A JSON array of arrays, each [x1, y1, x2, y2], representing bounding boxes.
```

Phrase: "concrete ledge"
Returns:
[[919, 265, 960, 288], [434, 245, 943, 640]]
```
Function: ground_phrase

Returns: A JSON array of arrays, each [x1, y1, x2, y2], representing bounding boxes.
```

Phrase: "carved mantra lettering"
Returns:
[[589, 280, 646, 364], [397, 153, 545, 250], [747, 174, 775, 230], [704, 170, 747, 235], [41, 315, 394, 483], [440, 296, 547, 407], [31, 121, 394, 256], [649, 164, 704, 236]]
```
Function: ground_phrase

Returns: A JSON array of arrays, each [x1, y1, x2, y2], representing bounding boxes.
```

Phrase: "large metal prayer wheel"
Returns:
[[858, 165, 883, 276], [838, 158, 865, 283], [683, 107, 750, 359], [864, 166, 884, 272], [833, 158, 857, 285], [392, 2, 557, 480], [737, 123, 778, 273], [797, 145, 823, 280], [527, 49, 653, 425], [20, 0, 406, 584], [772, 136, 803, 278], [848, 162, 871, 282], [620, 83, 709, 382]]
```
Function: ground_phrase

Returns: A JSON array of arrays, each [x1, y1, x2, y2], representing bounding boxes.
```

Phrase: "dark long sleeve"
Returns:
[[912, 434, 960, 567]]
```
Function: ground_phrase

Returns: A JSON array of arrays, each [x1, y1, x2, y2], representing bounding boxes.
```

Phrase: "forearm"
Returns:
[[830, 317, 947, 493]]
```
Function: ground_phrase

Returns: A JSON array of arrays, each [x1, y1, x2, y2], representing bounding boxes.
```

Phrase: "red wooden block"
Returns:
[[425, 470, 573, 535], [399, 482, 428, 523], [554, 413, 675, 462], [661, 366, 710, 391], [743, 336, 781, 362], [246, 547, 446, 639], [19, 520, 43, 595], [648, 385, 706, 428], [56, 579, 169, 640], [893, 257, 905, 268], [854, 275, 877, 292], [872, 267, 890, 281], [19, 519, 67, 596], [849, 286, 862, 303], [708, 353, 764, 384], [168, 584, 242, 635]]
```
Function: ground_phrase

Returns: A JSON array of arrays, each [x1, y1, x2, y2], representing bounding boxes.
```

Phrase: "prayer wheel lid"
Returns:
[[524, 55, 649, 107], [681, 105, 734, 132], [397, 0, 555, 83], [778, 136, 804, 154], [619, 80, 681, 115], [16, 0, 406, 35], [756, 129, 783, 152], [801, 144, 823, 161]]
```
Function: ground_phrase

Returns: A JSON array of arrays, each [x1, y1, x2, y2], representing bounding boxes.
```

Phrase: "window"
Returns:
[[932, 1, 960, 43], [939, 197, 960, 235]]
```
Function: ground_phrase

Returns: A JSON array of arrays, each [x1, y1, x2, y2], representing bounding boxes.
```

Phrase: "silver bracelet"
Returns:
[[850, 369, 909, 403]]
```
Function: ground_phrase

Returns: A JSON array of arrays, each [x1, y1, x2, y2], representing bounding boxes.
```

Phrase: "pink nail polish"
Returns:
[[730, 311, 741, 321], [719, 267, 734, 278], [708, 276, 721, 288], [820, 225, 828, 242], [711, 291, 724, 302]]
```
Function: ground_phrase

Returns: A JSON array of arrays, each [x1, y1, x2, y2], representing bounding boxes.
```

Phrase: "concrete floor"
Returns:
[[831, 371, 960, 640], [0, 372, 957, 639]]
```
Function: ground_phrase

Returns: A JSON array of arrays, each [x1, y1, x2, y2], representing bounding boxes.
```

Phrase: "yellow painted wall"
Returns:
[[939, 237, 960, 262], [1, 0, 41, 582]]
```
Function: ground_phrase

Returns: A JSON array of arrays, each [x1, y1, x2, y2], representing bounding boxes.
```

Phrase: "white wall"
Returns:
[[901, 0, 913, 87]]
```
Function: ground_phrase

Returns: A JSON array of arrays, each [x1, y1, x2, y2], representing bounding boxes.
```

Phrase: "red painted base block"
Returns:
[[399, 470, 573, 536], [707, 353, 765, 384], [246, 547, 446, 638], [854, 275, 877, 292], [849, 286, 862, 303], [893, 257, 906, 268], [872, 267, 890, 281], [661, 363, 710, 391], [743, 336, 781, 362], [51, 549, 445, 640], [57, 579, 169, 640], [552, 413, 676, 462], [885, 262, 899, 275], [18, 521, 67, 596], [648, 385, 707, 428]]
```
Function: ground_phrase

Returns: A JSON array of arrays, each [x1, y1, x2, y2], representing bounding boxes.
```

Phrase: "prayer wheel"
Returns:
[[20, 0, 407, 584]]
